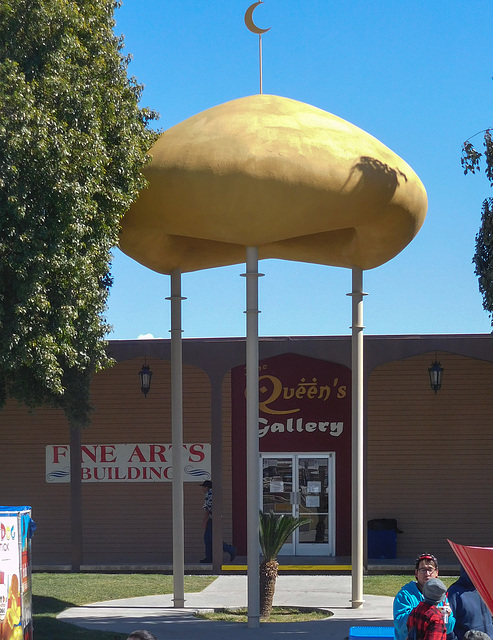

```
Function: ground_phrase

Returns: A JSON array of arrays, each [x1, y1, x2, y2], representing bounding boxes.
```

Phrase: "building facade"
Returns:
[[2, 334, 493, 570]]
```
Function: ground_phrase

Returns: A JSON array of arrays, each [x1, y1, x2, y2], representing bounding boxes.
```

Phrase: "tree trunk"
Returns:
[[70, 425, 82, 572], [259, 559, 279, 619]]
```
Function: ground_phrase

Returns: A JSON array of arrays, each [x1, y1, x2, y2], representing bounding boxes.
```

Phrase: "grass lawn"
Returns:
[[364, 574, 458, 597], [32, 573, 215, 640], [196, 605, 331, 623], [31, 572, 460, 638]]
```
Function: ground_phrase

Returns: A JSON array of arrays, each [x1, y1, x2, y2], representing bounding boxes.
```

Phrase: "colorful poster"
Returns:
[[0, 508, 31, 640]]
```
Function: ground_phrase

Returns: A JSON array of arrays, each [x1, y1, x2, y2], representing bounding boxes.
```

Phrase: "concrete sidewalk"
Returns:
[[58, 575, 394, 639]]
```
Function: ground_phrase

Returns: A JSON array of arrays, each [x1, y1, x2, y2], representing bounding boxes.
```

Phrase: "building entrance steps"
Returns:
[[58, 574, 394, 639]]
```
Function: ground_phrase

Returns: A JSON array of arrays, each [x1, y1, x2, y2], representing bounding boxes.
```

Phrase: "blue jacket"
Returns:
[[394, 580, 456, 640], [447, 567, 493, 640]]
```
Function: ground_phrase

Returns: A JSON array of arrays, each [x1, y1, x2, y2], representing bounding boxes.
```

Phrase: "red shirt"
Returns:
[[407, 601, 446, 640]]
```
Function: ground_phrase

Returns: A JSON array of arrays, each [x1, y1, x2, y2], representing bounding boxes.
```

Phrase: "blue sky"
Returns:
[[107, 1, 493, 340]]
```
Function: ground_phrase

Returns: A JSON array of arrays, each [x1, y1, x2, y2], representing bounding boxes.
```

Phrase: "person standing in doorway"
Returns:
[[200, 480, 236, 564], [394, 553, 455, 640]]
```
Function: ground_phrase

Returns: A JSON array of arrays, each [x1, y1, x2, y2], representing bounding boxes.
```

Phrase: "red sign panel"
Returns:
[[231, 352, 352, 555]]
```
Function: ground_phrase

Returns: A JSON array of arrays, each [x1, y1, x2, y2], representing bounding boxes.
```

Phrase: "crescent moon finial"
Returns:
[[244, 1, 271, 35]]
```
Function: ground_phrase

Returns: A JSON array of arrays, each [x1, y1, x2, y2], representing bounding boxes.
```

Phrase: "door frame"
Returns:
[[260, 452, 336, 556]]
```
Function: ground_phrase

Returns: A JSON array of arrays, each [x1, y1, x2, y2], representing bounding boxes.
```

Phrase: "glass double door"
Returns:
[[261, 453, 335, 556]]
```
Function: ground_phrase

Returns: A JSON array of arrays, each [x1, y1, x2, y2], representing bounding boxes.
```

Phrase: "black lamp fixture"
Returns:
[[428, 355, 443, 394], [139, 361, 153, 398]]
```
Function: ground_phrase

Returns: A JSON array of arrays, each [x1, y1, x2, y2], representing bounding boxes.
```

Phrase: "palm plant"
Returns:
[[259, 511, 310, 619]]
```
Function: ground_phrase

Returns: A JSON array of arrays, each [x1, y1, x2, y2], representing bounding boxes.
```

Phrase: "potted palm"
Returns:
[[259, 511, 310, 619]]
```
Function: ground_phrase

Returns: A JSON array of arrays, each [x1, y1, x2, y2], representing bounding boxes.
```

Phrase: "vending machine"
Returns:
[[0, 507, 36, 640]]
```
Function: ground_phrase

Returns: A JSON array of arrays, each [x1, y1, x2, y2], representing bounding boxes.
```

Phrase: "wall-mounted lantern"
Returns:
[[139, 363, 153, 397], [428, 358, 443, 394]]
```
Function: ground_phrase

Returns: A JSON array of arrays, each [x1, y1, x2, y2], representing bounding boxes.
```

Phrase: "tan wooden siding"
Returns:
[[0, 356, 234, 567], [367, 350, 493, 560], [81, 357, 213, 564], [5, 339, 492, 568], [1, 400, 73, 565]]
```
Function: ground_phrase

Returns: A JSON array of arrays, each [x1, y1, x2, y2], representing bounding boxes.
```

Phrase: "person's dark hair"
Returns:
[[414, 553, 438, 570], [127, 631, 159, 640], [200, 480, 212, 488]]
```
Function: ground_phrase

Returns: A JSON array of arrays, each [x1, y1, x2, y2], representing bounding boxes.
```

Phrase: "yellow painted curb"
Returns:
[[221, 564, 352, 571]]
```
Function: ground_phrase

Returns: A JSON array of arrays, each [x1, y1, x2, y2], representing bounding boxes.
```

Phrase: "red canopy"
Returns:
[[448, 539, 493, 615]]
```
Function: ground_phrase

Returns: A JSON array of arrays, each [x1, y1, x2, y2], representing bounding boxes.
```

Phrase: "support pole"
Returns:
[[169, 269, 185, 608], [211, 375, 224, 575], [259, 35, 263, 95], [242, 247, 263, 628], [349, 267, 365, 609]]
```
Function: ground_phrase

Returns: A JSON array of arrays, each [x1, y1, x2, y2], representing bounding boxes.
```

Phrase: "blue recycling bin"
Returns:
[[367, 518, 401, 559]]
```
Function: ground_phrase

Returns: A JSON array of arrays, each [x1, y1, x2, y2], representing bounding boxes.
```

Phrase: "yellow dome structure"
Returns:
[[118, 91, 428, 621], [119, 94, 427, 273]]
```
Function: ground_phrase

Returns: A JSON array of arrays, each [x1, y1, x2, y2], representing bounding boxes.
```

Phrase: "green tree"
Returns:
[[462, 127, 493, 325], [259, 511, 310, 619], [0, 0, 158, 427], [472, 198, 493, 319]]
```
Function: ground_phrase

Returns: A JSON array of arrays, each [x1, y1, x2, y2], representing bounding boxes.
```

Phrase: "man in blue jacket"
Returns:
[[448, 566, 493, 640], [394, 553, 456, 640]]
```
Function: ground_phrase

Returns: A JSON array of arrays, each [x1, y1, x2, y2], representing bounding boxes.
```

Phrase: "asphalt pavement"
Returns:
[[58, 574, 394, 639]]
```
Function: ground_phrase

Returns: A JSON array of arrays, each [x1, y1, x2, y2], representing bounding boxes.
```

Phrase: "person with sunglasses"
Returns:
[[394, 553, 456, 640]]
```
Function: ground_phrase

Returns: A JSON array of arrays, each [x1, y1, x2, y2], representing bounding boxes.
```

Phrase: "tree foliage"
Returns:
[[0, 0, 158, 426], [463, 123, 493, 326], [259, 511, 310, 562], [473, 199, 493, 316], [462, 129, 493, 181]]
